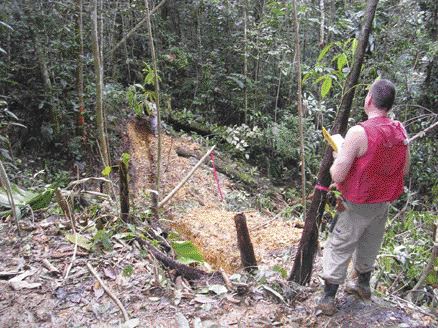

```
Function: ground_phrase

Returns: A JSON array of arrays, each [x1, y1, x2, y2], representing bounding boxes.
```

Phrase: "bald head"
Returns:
[[370, 79, 396, 111]]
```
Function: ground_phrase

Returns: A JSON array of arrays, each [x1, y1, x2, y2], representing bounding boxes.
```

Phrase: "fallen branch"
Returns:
[[158, 145, 216, 208], [66, 177, 112, 190], [407, 120, 438, 144], [42, 259, 60, 274], [0, 159, 20, 235], [64, 233, 78, 281], [109, 0, 167, 56], [406, 224, 438, 302], [176, 146, 283, 196], [135, 237, 222, 282], [87, 263, 129, 322], [55, 188, 78, 281], [50, 251, 88, 258]]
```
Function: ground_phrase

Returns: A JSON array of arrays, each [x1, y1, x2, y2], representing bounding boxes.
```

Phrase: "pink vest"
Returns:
[[338, 117, 407, 204]]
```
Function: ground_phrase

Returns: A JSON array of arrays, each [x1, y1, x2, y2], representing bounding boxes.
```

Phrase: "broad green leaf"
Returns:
[[337, 53, 348, 71], [171, 240, 204, 264], [0, 185, 36, 208], [321, 76, 332, 98], [272, 265, 288, 279], [317, 43, 333, 63], [121, 153, 130, 166], [102, 166, 112, 177], [145, 71, 155, 85], [302, 72, 313, 84], [65, 233, 92, 251]]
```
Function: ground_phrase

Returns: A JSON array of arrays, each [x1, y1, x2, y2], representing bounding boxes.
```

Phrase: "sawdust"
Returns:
[[171, 207, 303, 272], [126, 119, 303, 272]]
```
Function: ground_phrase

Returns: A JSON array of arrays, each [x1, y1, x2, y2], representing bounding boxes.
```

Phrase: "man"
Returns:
[[317, 79, 410, 315]]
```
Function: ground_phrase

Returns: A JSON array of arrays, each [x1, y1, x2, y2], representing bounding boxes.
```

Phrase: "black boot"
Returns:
[[317, 282, 339, 316], [345, 271, 372, 300]]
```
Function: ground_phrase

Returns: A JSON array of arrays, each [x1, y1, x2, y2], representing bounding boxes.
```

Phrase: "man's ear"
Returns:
[[367, 94, 373, 107]]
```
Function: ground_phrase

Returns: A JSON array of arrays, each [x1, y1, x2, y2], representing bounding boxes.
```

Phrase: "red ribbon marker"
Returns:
[[315, 184, 330, 192], [210, 151, 224, 201]]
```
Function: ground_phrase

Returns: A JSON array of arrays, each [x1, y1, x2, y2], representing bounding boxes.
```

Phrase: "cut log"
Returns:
[[234, 213, 258, 272], [175, 146, 281, 196]]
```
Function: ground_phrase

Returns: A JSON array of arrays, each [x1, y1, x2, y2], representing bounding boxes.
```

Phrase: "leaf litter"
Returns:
[[0, 119, 435, 327]]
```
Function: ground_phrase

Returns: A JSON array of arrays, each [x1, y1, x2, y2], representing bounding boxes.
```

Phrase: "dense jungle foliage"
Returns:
[[0, 0, 437, 308]]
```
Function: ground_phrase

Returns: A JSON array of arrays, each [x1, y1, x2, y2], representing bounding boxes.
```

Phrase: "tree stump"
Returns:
[[234, 213, 257, 272], [119, 160, 130, 222]]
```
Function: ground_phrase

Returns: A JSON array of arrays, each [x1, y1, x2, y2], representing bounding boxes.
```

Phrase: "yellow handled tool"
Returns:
[[322, 127, 338, 153]]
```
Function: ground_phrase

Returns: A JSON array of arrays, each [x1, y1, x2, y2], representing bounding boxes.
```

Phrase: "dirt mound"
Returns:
[[125, 119, 302, 271]]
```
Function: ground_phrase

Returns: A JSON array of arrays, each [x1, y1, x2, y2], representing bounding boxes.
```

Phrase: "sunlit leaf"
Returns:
[[337, 53, 348, 71], [121, 153, 130, 166], [351, 38, 358, 55], [317, 43, 333, 63], [171, 240, 204, 264], [65, 233, 92, 251], [321, 76, 332, 98], [101, 166, 112, 177]]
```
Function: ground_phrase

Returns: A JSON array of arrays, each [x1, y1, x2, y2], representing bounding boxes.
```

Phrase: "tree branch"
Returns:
[[109, 0, 167, 56]]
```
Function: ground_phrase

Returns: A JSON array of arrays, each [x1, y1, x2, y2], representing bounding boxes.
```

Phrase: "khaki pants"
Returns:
[[321, 200, 389, 285]]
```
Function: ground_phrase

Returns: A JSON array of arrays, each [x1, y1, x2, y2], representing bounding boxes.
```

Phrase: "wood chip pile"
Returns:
[[126, 121, 303, 273]]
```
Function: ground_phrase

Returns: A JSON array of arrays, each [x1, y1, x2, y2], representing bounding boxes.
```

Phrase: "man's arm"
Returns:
[[402, 126, 410, 176], [330, 125, 366, 183]]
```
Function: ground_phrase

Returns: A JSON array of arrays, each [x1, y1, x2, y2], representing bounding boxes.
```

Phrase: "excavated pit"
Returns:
[[125, 118, 303, 272]]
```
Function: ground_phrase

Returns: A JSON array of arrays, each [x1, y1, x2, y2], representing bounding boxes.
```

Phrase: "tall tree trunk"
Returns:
[[76, 0, 85, 137], [91, 0, 110, 167], [289, 0, 379, 285], [145, 0, 162, 217], [243, 0, 248, 124], [34, 36, 52, 91], [319, 0, 325, 48], [274, 67, 281, 123], [292, 0, 306, 215]]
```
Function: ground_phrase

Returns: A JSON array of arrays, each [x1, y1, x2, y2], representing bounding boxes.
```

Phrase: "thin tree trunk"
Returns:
[[121, 14, 132, 82], [274, 66, 281, 122], [34, 38, 52, 91], [319, 0, 325, 48], [98, 0, 104, 65], [91, 0, 110, 167], [289, 0, 379, 285], [76, 0, 85, 137], [243, 0, 248, 124], [292, 0, 306, 214], [145, 0, 162, 216]]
